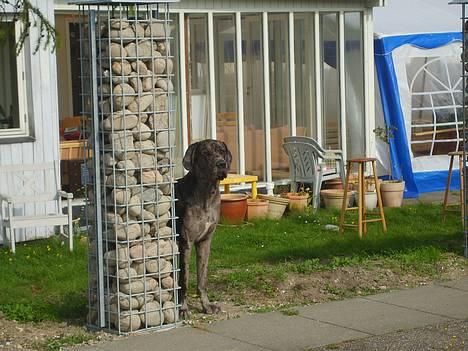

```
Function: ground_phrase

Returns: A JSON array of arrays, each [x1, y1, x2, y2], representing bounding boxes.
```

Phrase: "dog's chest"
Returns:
[[183, 203, 219, 242]]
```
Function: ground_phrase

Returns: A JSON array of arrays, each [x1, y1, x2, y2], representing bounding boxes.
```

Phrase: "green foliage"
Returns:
[[0, 235, 88, 323], [0, 0, 58, 54], [373, 125, 397, 144], [40, 334, 92, 351]]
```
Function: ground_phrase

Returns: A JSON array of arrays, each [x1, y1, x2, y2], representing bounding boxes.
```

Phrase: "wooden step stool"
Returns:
[[442, 151, 464, 224], [339, 157, 387, 238]]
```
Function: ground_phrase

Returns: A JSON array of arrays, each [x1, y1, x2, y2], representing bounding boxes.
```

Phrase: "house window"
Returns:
[[0, 20, 31, 142]]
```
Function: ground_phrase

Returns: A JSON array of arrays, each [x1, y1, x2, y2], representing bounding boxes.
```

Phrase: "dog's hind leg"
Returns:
[[196, 238, 220, 314], [179, 239, 192, 319]]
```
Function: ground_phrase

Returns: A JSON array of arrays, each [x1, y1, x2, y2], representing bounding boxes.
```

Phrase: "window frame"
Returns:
[[0, 17, 34, 144]]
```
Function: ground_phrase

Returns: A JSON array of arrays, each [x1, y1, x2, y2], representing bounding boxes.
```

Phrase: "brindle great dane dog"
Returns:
[[175, 139, 232, 318]]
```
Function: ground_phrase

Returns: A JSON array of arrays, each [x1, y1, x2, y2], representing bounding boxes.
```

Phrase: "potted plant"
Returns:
[[246, 198, 269, 220], [357, 177, 378, 210], [284, 184, 310, 211], [373, 125, 405, 207]]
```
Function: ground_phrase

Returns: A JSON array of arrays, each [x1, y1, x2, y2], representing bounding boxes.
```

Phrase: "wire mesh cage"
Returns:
[[450, 0, 468, 258], [74, 0, 180, 333]]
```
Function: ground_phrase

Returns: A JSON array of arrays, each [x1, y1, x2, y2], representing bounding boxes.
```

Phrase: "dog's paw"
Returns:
[[202, 302, 221, 315], [180, 305, 191, 319]]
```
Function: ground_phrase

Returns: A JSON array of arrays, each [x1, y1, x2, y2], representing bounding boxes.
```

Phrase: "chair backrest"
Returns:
[[0, 162, 59, 203], [282, 140, 318, 183], [283, 136, 326, 157]]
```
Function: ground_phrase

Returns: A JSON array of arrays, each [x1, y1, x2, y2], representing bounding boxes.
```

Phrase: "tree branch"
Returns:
[[0, 0, 58, 55]]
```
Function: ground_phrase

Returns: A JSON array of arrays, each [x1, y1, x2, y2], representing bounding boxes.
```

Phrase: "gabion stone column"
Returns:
[[75, 0, 179, 333]]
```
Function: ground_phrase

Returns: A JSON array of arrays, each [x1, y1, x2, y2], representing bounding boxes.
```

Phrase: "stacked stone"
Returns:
[[87, 16, 178, 333]]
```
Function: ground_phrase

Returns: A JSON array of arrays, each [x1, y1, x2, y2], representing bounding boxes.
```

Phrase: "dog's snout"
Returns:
[[216, 159, 227, 168]]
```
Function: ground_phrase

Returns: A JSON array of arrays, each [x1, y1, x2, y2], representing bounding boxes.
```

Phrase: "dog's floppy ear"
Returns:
[[221, 141, 232, 169], [183, 142, 199, 171]]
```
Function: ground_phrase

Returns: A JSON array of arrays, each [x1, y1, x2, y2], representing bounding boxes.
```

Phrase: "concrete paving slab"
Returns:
[[298, 297, 449, 336], [436, 276, 468, 292], [72, 326, 271, 351], [365, 284, 468, 319], [205, 311, 368, 351]]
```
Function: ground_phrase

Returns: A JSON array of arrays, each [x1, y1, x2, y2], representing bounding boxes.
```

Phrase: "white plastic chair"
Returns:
[[283, 136, 345, 209]]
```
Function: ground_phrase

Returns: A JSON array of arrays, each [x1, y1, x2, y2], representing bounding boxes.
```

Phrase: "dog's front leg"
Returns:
[[196, 238, 220, 314], [179, 238, 192, 319]]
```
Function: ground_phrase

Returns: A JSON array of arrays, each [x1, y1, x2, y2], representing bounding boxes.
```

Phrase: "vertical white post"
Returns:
[[178, 12, 188, 155], [289, 12, 296, 136], [339, 11, 347, 161], [314, 12, 323, 145], [208, 12, 217, 139], [364, 9, 375, 158], [263, 12, 273, 192], [236, 12, 245, 174]]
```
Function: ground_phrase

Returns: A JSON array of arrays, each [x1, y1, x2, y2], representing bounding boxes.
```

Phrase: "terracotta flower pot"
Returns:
[[357, 191, 378, 210], [257, 194, 289, 219], [285, 192, 309, 211], [246, 199, 269, 220], [380, 180, 405, 207], [320, 189, 355, 209], [220, 194, 248, 223]]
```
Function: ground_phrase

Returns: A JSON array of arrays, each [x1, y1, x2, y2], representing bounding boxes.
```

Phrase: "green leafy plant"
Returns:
[[0, 0, 58, 54], [373, 125, 397, 144]]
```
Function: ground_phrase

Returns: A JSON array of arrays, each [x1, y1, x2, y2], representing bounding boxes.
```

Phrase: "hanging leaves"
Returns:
[[0, 0, 58, 55]]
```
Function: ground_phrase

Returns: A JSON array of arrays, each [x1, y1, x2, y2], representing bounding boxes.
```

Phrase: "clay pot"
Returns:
[[220, 194, 248, 223], [323, 179, 343, 190], [357, 191, 378, 210], [246, 199, 268, 220], [380, 180, 405, 207], [257, 194, 289, 220], [320, 189, 355, 209], [285, 192, 309, 211]]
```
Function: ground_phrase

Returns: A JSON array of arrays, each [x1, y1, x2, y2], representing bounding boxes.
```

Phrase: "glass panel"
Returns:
[[321, 13, 340, 149], [344, 12, 365, 159], [187, 14, 211, 143], [269, 13, 290, 180], [0, 22, 20, 130], [214, 14, 238, 173], [294, 13, 315, 138], [407, 56, 462, 156], [242, 14, 265, 180]]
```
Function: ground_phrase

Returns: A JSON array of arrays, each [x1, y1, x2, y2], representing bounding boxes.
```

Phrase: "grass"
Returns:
[[0, 203, 466, 325], [0, 236, 88, 323]]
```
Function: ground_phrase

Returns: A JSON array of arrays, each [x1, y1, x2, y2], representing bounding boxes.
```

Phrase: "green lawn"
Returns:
[[0, 203, 465, 323]]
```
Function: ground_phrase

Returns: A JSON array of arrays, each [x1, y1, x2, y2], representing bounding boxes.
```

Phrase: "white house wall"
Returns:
[[0, 0, 60, 243]]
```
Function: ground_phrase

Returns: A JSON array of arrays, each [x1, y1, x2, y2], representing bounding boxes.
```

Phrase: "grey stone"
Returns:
[[111, 60, 132, 76], [140, 170, 163, 185], [101, 110, 138, 131], [115, 159, 136, 176], [162, 301, 177, 324], [113, 83, 136, 109], [135, 140, 156, 155], [105, 173, 138, 187], [131, 60, 149, 75], [140, 301, 163, 327], [115, 223, 142, 241], [144, 21, 168, 38], [131, 153, 156, 169], [109, 26, 135, 43], [147, 113, 168, 131], [127, 94, 154, 113], [155, 78, 173, 92], [132, 123, 152, 141], [110, 131, 134, 152], [111, 188, 131, 205], [125, 40, 153, 59], [105, 42, 127, 59], [109, 19, 129, 30]]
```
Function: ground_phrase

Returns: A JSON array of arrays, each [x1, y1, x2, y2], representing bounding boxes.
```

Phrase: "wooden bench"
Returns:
[[0, 162, 74, 253], [220, 174, 258, 199]]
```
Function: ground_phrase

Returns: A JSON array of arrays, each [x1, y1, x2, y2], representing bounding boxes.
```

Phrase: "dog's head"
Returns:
[[183, 139, 232, 181]]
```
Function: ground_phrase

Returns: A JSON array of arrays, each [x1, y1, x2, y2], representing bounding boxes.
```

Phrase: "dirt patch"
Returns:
[[0, 255, 466, 350]]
